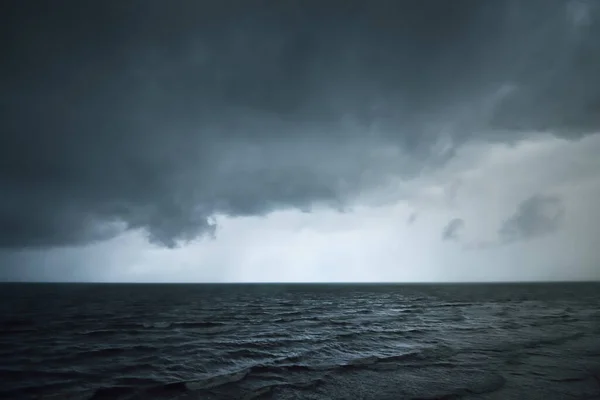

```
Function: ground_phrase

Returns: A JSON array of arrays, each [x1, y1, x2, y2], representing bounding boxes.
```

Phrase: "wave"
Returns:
[[488, 331, 586, 354], [0, 367, 96, 381], [334, 327, 429, 341], [233, 377, 326, 400], [175, 321, 226, 329], [246, 344, 456, 375], [402, 302, 476, 310], [94, 368, 327, 400], [219, 335, 328, 350], [89, 372, 245, 399], [79, 329, 142, 337], [115, 376, 162, 386], [521, 332, 585, 350], [272, 315, 326, 324], [342, 346, 455, 370], [79, 345, 157, 358], [410, 373, 506, 399], [248, 364, 313, 375], [85, 344, 459, 400], [100, 320, 228, 332], [224, 348, 281, 359], [274, 310, 303, 317]]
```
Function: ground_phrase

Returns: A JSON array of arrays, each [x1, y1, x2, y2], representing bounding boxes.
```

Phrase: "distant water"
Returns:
[[1, 283, 600, 400]]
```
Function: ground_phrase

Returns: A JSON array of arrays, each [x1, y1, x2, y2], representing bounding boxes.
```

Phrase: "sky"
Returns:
[[1, 0, 599, 282]]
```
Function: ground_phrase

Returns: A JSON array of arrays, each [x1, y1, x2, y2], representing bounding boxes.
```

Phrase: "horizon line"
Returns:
[[1, 280, 598, 285]]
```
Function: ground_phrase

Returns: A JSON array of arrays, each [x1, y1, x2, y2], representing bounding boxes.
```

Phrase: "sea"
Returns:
[[1, 282, 600, 400]]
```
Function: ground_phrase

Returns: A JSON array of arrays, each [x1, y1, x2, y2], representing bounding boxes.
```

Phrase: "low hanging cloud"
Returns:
[[407, 212, 418, 225], [461, 193, 567, 250], [498, 194, 566, 243], [0, 1, 598, 249], [442, 218, 465, 241]]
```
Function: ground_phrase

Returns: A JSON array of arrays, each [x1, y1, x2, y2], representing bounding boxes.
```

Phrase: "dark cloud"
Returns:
[[461, 194, 567, 251], [499, 194, 566, 243], [442, 218, 465, 241], [489, 1, 600, 135], [0, 1, 598, 249], [445, 180, 462, 207], [407, 212, 418, 225]]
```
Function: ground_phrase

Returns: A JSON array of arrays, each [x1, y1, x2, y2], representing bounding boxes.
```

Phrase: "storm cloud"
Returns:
[[499, 194, 566, 243], [442, 218, 465, 242], [407, 212, 418, 225], [1, 0, 599, 249]]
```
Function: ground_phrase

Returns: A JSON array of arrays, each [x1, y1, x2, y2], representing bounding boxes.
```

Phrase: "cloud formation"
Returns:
[[460, 193, 567, 250], [407, 212, 418, 225], [498, 194, 566, 243], [0, 1, 598, 249], [442, 218, 465, 241]]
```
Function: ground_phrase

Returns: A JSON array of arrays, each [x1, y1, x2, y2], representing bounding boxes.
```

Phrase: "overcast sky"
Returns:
[[1, 0, 599, 282]]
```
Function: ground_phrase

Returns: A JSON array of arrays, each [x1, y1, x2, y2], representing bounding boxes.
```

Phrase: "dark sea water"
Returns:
[[1, 283, 600, 400]]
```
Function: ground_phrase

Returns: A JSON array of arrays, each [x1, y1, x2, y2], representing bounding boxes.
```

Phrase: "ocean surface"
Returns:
[[1, 283, 600, 400]]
